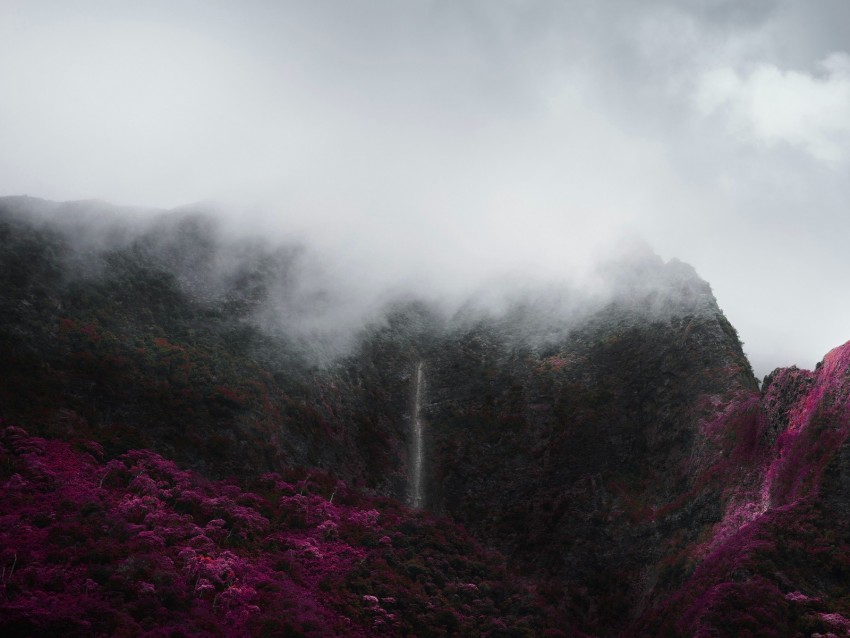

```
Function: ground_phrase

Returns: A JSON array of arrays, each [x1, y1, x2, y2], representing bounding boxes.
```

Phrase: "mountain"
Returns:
[[2, 196, 849, 636]]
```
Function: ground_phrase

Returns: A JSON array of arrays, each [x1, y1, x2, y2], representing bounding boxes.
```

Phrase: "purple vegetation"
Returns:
[[635, 341, 850, 637], [0, 425, 561, 637]]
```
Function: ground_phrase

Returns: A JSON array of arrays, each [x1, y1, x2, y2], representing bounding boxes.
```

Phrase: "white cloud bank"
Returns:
[[696, 53, 850, 163]]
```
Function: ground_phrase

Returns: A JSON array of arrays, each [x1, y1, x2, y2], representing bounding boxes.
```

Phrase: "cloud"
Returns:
[[3, 0, 850, 378], [695, 52, 850, 163]]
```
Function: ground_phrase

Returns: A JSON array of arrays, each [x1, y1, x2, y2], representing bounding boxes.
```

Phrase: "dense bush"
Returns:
[[0, 424, 562, 636]]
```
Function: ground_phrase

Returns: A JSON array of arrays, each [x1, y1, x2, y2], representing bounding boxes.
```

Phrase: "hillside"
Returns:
[[0, 424, 565, 637]]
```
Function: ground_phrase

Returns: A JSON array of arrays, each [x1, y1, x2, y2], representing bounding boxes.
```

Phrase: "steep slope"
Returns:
[[634, 341, 850, 637], [0, 424, 563, 637], [328, 254, 758, 635]]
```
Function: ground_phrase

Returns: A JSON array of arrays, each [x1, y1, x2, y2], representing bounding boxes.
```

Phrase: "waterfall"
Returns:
[[410, 360, 425, 509]]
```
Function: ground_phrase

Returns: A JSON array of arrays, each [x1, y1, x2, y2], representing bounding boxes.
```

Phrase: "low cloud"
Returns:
[[696, 53, 850, 163]]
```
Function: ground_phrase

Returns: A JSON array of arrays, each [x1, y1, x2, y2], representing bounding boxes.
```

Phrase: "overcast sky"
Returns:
[[2, 0, 849, 377]]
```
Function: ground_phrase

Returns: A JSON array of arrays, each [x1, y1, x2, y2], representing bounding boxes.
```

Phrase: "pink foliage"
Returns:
[[0, 424, 559, 636]]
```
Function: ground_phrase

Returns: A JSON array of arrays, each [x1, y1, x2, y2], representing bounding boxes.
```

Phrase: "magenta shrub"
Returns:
[[0, 424, 560, 636]]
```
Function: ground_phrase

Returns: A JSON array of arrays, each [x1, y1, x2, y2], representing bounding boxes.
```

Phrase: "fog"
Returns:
[[2, 1, 850, 377]]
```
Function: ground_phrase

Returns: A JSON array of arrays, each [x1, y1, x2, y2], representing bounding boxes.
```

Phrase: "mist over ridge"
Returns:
[[2, 195, 739, 376]]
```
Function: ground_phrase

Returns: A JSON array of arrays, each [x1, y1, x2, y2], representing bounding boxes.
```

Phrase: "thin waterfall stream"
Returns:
[[410, 360, 425, 508]]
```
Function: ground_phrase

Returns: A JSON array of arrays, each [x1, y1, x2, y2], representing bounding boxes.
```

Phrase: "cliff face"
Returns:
[[4, 197, 850, 636], [324, 256, 759, 634], [632, 341, 850, 637]]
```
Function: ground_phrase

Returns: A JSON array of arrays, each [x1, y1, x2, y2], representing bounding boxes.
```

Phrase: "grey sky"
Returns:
[[2, 0, 849, 377]]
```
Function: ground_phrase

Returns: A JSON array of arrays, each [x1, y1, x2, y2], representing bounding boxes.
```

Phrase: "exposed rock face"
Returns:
[[761, 366, 816, 446]]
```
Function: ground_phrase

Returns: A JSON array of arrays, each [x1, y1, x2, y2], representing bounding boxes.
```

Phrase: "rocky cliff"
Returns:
[[323, 254, 759, 635], [634, 341, 850, 636]]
